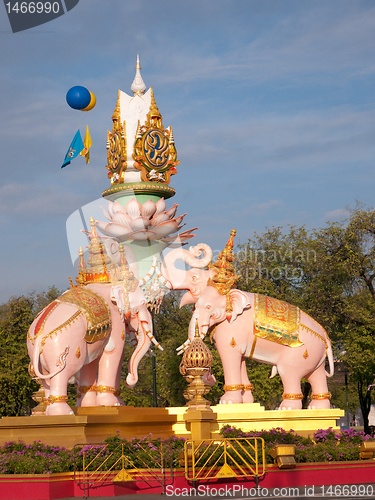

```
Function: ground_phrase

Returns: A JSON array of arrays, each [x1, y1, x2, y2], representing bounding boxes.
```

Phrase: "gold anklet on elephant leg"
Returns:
[[223, 384, 244, 392], [77, 385, 96, 398], [282, 393, 303, 400], [45, 395, 69, 405], [243, 384, 254, 391], [94, 385, 121, 397], [311, 392, 331, 400]]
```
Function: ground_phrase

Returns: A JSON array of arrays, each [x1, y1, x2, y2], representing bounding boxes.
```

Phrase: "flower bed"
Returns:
[[0, 427, 373, 474], [221, 425, 374, 463]]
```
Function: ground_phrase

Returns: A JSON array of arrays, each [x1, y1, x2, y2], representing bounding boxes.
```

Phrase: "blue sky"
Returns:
[[0, 0, 374, 303]]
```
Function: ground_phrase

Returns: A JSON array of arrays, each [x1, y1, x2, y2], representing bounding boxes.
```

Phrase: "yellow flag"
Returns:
[[80, 126, 92, 164]]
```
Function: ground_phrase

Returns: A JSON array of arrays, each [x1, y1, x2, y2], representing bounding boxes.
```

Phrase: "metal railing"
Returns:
[[183, 437, 266, 483], [74, 441, 173, 498]]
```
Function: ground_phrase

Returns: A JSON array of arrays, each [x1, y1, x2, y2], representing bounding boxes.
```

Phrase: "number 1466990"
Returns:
[[321, 484, 374, 496], [5, 2, 60, 14]]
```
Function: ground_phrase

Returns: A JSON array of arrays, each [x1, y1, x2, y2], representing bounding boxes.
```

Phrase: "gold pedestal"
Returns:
[[183, 409, 217, 440]]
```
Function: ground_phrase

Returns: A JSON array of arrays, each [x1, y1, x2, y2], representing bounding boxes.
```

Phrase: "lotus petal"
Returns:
[[112, 211, 133, 227], [100, 205, 112, 222], [129, 229, 157, 240], [148, 220, 178, 239], [150, 211, 169, 226], [107, 201, 114, 219], [174, 213, 187, 226], [166, 203, 179, 219], [141, 199, 157, 219], [130, 217, 152, 231], [112, 200, 127, 214], [125, 198, 142, 219], [94, 220, 113, 237], [154, 197, 166, 215], [101, 222, 133, 238]]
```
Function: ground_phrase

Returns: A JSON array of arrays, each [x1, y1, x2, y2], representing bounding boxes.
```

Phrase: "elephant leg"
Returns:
[[46, 372, 74, 416], [96, 334, 125, 407], [277, 364, 303, 410], [240, 358, 254, 404], [78, 360, 98, 407], [306, 363, 331, 409], [217, 347, 243, 404]]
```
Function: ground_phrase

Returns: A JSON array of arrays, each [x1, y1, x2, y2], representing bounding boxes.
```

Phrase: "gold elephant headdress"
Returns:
[[207, 229, 241, 318], [75, 218, 138, 291]]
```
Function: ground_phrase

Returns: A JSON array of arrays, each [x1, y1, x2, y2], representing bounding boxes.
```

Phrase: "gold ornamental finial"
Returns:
[[131, 54, 146, 95], [112, 90, 121, 122], [207, 229, 240, 319], [149, 87, 161, 119]]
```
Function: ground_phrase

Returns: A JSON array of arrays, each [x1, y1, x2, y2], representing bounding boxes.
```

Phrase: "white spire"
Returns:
[[131, 54, 146, 96]]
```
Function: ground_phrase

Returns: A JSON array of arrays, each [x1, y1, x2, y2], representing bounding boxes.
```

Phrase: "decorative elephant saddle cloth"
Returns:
[[56, 287, 111, 344], [254, 294, 303, 348]]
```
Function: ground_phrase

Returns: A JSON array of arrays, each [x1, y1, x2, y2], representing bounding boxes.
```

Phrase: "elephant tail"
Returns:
[[32, 330, 69, 381], [325, 338, 334, 378]]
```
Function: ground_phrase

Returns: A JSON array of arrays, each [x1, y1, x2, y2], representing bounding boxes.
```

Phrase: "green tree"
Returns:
[[0, 286, 62, 416]]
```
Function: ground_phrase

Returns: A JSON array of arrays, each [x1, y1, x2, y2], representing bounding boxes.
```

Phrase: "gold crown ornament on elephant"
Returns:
[[175, 229, 333, 411]]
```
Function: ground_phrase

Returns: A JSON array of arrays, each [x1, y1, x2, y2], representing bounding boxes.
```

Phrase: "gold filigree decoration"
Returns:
[[311, 392, 331, 400], [303, 349, 309, 359], [121, 329, 125, 340], [300, 324, 328, 351], [46, 395, 69, 405], [230, 337, 237, 348], [76, 347, 81, 359], [254, 294, 303, 348], [94, 385, 121, 397], [223, 384, 244, 391], [106, 90, 127, 185], [27, 301, 60, 344], [133, 88, 179, 185], [282, 393, 303, 400], [243, 384, 254, 391], [39, 311, 81, 355], [57, 288, 111, 344]]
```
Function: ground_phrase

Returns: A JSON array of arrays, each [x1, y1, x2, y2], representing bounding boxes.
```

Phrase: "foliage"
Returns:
[[219, 425, 374, 464], [0, 434, 185, 474], [0, 287, 63, 416]]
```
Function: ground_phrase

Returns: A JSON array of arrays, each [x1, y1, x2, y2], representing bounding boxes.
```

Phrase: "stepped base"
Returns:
[[0, 404, 344, 448]]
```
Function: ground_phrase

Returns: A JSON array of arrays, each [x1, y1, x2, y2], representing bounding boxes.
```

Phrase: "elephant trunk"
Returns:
[[126, 321, 152, 387], [160, 244, 213, 289]]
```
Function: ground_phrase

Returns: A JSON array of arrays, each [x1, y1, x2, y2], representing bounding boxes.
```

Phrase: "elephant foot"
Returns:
[[46, 403, 74, 416], [279, 399, 303, 410], [79, 392, 97, 407], [308, 400, 331, 410], [220, 390, 243, 404], [96, 393, 124, 407], [242, 390, 254, 404]]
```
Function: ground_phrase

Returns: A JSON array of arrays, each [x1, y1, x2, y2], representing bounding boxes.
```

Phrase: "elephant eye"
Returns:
[[206, 305, 211, 310], [192, 276, 197, 282]]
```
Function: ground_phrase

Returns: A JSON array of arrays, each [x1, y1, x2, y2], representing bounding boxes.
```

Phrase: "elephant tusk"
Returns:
[[155, 265, 173, 289], [145, 329, 164, 351]]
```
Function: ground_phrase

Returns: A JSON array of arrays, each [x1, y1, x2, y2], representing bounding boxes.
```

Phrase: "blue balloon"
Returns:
[[66, 86, 91, 110]]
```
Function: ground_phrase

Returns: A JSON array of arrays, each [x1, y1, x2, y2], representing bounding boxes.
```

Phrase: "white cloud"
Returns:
[[324, 209, 350, 221]]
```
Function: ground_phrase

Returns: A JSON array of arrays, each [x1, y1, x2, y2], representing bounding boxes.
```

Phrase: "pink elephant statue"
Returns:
[[176, 230, 334, 410], [27, 226, 162, 416]]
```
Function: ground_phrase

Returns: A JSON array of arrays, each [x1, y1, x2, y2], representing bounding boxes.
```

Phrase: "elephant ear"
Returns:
[[229, 290, 251, 323], [110, 285, 129, 320]]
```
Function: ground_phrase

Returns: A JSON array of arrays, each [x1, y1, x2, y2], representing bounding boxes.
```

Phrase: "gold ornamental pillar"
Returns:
[[179, 321, 217, 440]]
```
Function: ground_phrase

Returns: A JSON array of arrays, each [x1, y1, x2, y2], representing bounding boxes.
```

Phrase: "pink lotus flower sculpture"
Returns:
[[95, 198, 197, 246]]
